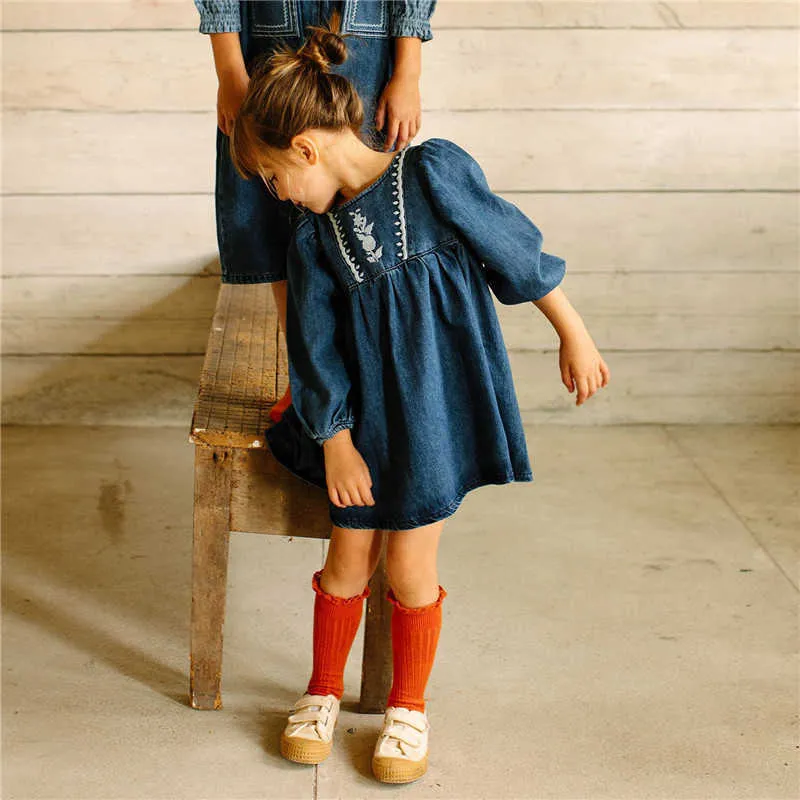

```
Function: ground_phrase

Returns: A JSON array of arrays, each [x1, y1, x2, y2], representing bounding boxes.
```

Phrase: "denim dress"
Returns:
[[194, 0, 437, 283], [265, 137, 567, 531]]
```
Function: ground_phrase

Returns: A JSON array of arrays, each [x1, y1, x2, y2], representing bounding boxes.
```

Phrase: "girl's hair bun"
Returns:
[[301, 25, 347, 72]]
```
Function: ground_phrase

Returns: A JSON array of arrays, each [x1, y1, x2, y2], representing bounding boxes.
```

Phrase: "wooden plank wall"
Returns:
[[3, 1, 798, 424]]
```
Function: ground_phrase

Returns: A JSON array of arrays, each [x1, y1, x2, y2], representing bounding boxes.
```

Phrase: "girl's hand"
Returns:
[[375, 72, 421, 152], [216, 66, 249, 136], [559, 328, 611, 406], [322, 430, 376, 508]]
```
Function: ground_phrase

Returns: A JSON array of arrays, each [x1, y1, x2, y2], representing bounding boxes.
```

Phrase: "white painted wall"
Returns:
[[3, 1, 798, 424]]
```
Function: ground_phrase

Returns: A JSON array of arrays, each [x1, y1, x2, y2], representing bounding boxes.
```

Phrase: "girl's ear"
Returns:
[[290, 134, 320, 166]]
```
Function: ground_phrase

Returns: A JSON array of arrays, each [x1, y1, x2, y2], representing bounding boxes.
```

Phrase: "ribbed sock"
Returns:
[[386, 585, 447, 713], [269, 385, 292, 423], [305, 569, 371, 700]]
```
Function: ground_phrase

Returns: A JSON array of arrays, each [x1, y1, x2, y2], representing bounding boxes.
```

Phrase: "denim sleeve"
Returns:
[[193, 0, 241, 33], [285, 226, 355, 446], [419, 138, 566, 305], [389, 0, 437, 42]]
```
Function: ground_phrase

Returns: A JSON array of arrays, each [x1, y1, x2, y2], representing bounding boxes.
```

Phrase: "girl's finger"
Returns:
[[339, 489, 353, 508], [562, 369, 574, 392], [600, 360, 611, 386], [349, 485, 365, 506], [576, 376, 589, 405], [329, 487, 342, 508]]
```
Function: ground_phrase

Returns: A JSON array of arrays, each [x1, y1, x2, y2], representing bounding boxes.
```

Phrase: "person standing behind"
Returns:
[[194, 0, 437, 421]]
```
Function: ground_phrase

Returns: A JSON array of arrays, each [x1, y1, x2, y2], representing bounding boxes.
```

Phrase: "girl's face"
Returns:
[[258, 138, 341, 215]]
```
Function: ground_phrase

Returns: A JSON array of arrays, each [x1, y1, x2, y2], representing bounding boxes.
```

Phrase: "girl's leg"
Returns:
[[305, 525, 383, 699], [384, 521, 447, 712]]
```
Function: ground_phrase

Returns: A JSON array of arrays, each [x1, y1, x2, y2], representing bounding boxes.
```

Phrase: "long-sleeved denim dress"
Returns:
[[194, 0, 437, 283], [265, 137, 567, 530]]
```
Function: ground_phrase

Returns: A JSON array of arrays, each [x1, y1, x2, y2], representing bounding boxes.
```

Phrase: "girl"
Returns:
[[229, 15, 610, 786], [194, 0, 437, 422]]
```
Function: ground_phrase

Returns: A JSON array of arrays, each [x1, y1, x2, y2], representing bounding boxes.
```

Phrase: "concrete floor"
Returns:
[[1, 424, 797, 800]]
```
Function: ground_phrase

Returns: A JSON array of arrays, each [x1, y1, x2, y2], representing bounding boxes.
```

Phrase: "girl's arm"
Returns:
[[286, 229, 375, 508], [418, 138, 610, 406], [533, 287, 610, 406]]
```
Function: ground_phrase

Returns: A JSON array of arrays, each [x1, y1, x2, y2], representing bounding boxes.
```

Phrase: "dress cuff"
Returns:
[[313, 418, 355, 446], [390, 17, 433, 42]]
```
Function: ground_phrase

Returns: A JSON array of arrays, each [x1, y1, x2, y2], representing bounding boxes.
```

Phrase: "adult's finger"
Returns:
[[384, 114, 399, 152], [375, 96, 386, 132]]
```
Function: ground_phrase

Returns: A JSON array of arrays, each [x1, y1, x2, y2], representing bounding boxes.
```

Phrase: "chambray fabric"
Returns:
[[194, 0, 437, 284], [265, 137, 566, 530]]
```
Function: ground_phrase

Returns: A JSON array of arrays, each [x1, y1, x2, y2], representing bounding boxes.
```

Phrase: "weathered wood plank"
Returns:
[[4, 272, 797, 353], [360, 539, 392, 715], [5, 29, 795, 111], [3, 195, 217, 276], [3, 309, 797, 354], [7, 272, 796, 318], [190, 444, 232, 710], [4, 1, 796, 31], [1, 354, 204, 425], [3, 351, 798, 425], [5, 193, 795, 277], [228, 449, 330, 537], [508, 350, 800, 424], [6, 112, 796, 194], [190, 284, 280, 448]]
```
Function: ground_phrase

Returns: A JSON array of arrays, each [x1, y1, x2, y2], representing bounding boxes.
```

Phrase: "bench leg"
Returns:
[[359, 533, 393, 714], [190, 446, 233, 710]]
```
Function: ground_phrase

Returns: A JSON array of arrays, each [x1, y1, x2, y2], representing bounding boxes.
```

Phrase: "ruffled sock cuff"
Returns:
[[311, 569, 371, 604], [387, 585, 447, 613]]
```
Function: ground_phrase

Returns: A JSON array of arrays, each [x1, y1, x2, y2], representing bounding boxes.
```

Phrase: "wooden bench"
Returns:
[[188, 283, 391, 713]]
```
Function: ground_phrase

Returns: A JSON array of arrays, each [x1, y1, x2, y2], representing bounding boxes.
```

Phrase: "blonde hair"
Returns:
[[229, 9, 366, 180]]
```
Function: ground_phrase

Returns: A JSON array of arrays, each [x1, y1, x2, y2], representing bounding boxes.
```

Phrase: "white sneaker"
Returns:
[[371, 706, 430, 783], [280, 693, 340, 764]]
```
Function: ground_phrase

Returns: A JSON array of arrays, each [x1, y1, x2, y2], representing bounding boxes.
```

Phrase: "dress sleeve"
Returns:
[[285, 223, 356, 446], [418, 138, 566, 305], [193, 0, 241, 34], [389, 0, 437, 42]]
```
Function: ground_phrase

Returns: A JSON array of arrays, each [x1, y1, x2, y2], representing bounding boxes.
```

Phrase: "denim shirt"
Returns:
[[265, 137, 565, 530], [194, 0, 436, 42]]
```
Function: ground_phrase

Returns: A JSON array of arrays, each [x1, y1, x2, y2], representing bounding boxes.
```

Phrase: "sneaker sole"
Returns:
[[371, 754, 428, 784], [280, 732, 333, 765]]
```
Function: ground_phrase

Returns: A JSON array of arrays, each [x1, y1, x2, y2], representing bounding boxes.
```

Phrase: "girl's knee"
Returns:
[[322, 527, 380, 593]]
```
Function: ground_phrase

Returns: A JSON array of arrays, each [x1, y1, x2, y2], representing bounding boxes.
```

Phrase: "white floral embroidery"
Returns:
[[349, 207, 384, 264]]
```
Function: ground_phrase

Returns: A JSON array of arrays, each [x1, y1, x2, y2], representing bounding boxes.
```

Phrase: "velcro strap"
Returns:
[[385, 710, 427, 733], [295, 697, 331, 712], [382, 723, 421, 748], [288, 710, 327, 724]]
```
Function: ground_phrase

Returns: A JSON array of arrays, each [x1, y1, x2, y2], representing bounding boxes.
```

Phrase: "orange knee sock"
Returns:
[[386, 585, 447, 713], [306, 569, 370, 700], [269, 385, 292, 423]]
